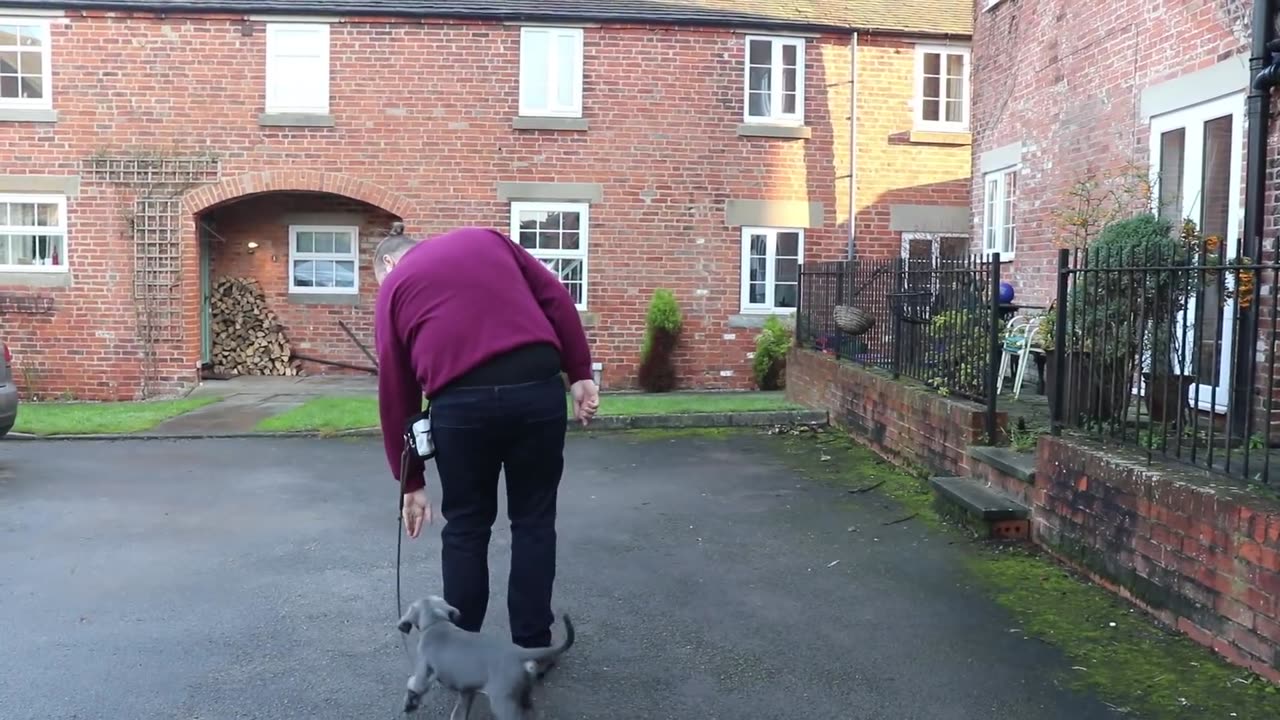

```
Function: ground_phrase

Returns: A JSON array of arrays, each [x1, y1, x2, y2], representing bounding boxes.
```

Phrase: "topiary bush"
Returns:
[[638, 289, 682, 393], [753, 315, 793, 390]]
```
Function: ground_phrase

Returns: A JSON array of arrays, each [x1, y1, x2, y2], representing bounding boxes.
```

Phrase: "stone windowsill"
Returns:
[[0, 270, 71, 288], [737, 123, 812, 140], [513, 116, 590, 131], [909, 130, 972, 146], [729, 312, 796, 329], [259, 112, 336, 128], [0, 108, 57, 123], [288, 292, 359, 306], [578, 310, 597, 327]]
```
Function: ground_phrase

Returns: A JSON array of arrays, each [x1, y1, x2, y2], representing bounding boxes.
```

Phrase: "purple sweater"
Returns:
[[374, 227, 593, 491]]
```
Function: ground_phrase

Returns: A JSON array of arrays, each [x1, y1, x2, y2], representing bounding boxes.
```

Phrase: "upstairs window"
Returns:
[[0, 18, 52, 109], [265, 23, 330, 115], [519, 27, 584, 118], [744, 35, 805, 124], [915, 44, 970, 132]]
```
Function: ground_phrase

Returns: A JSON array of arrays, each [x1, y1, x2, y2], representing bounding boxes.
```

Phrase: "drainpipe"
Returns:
[[848, 31, 859, 260], [1235, 0, 1279, 435]]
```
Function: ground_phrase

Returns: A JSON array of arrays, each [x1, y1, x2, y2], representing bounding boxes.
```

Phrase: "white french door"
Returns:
[[1148, 93, 1244, 413]]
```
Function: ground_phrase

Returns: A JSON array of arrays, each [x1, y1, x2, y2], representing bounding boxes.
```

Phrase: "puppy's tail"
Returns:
[[517, 613, 575, 663]]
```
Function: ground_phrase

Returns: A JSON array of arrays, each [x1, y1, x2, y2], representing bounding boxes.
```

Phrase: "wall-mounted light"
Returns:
[[246, 241, 259, 255]]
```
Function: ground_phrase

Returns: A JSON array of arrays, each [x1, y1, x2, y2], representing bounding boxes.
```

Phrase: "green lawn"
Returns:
[[255, 392, 800, 433], [13, 396, 222, 436]]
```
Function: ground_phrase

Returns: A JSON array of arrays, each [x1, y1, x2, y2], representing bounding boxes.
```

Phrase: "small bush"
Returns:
[[753, 316, 793, 390], [638, 289, 682, 393]]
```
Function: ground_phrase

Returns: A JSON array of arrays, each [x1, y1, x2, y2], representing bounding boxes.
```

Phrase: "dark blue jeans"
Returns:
[[428, 373, 567, 648]]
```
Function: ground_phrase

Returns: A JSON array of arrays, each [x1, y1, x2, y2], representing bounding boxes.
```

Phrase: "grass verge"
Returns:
[[254, 392, 800, 433], [761, 428, 1280, 720], [13, 396, 222, 436]]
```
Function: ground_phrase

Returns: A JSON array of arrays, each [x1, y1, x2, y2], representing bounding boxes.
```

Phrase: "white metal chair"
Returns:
[[997, 314, 1045, 399]]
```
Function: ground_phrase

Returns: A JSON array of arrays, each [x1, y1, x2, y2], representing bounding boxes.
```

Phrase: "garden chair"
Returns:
[[997, 313, 1045, 399]]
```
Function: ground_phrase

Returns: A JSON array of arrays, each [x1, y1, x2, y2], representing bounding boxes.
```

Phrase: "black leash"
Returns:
[[396, 440, 413, 664]]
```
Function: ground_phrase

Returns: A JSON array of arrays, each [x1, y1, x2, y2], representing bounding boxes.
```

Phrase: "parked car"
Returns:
[[0, 341, 17, 438]]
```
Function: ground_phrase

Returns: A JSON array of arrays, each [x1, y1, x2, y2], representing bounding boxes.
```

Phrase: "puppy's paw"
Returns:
[[403, 690, 422, 714]]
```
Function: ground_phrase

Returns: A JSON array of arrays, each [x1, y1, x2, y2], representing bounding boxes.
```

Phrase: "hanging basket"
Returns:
[[834, 305, 875, 336]]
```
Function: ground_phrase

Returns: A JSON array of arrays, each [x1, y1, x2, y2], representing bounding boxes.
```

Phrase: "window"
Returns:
[[509, 202, 588, 309], [915, 44, 970, 132], [0, 18, 52, 109], [982, 167, 1017, 257], [744, 35, 805, 124], [518, 27, 584, 118], [265, 23, 330, 115], [0, 193, 66, 271], [740, 227, 803, 312], [289, 225, 358, 294]]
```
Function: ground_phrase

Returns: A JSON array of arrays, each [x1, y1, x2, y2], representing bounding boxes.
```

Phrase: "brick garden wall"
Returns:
[[1036, 436, 1280, 682], [788, 346, 1280, 680], [1, 11, 871, 399], [786, 347, 998, 476]]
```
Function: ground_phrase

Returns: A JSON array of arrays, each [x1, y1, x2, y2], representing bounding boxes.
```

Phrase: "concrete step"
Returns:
[[929, 476, 1031, 541], [967, 446, 1036, 484]]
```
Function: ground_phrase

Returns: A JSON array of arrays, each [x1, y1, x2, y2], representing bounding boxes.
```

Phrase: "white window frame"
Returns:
[[914, 43, 971, 132], [287, 224, 359, 295], [0, 16, 53, 110], [518, 26, 584, 118], [742, 35, 806, 125], [739, 226, 805, 313], [264, 22, 330, 115], [508, 201, 589, 310], [0, 192, 68, 272], [981, 166, 1018, 259]]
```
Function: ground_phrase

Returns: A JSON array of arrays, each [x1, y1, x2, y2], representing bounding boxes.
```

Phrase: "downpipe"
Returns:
[[1233, 0, 1278, 439]]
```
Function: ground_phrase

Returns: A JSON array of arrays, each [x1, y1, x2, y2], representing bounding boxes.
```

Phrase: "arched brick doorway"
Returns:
[[180, 171, 413, 384]]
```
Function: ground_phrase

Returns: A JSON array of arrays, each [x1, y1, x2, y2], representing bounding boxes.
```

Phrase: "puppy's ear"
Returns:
[[445, 604, 462, 623], [397, 604, 419, 634], [398, 619, 414, 634]]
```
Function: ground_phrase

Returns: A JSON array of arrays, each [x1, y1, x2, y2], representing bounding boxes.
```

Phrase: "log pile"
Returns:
[[210, 276, 300, 376]]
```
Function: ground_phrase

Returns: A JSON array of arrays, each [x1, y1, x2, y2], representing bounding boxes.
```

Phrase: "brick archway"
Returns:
[[183, 169, 414, 219]]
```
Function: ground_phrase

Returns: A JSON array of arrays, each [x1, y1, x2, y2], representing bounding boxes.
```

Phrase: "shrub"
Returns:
[[638, 289, 682, 393], [753, 316, 793, 390]]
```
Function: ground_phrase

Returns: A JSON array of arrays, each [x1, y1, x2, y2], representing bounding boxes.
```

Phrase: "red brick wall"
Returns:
[[0, 11, 873, 399], [1036, 436, 1280, 683], [786, 347, 1000, 476], [970, 0, 1248, 304], [854, 36, 972, 258], [204, 193, 397, 375]]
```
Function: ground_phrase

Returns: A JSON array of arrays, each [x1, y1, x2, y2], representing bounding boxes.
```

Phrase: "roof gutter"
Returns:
[[24, 1, 972, 38]]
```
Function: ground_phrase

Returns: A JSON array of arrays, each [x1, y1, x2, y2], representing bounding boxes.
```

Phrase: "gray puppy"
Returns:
[[397, 595, 576, 719]]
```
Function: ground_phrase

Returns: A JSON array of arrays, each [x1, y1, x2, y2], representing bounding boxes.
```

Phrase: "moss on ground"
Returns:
[[745, 427, 1280, 719]]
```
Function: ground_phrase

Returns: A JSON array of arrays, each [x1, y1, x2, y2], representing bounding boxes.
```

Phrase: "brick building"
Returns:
[[0, 0, 970, 400], [970, 0, 1280, 679]]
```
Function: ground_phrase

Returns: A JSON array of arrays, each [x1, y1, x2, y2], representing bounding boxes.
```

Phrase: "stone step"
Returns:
[[967, 446, 1036, 484], [929, 476, 1031, 541]]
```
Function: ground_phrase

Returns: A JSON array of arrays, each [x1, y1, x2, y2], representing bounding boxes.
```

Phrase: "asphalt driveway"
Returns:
[[0, 433, 1116, 719]]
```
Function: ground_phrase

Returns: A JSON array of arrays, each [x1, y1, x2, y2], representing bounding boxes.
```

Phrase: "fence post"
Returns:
[[986, 253, 1001, 445], [795, 264, 805, 348], [1051, 248, 1070, 435], [891, 256, 903, 378], [834, 260, 846, 361]]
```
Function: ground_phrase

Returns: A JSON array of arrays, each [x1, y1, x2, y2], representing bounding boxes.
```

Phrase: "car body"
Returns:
[[0, 341, 17, 438]]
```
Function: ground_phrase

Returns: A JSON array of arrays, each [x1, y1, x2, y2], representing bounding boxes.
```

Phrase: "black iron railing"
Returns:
[[797, 253, 1003, 442], [1050, 241, 1280, 486]]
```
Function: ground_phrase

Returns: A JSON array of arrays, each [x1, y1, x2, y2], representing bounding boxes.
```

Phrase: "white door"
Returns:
[[1148, 92, 1244, 413]]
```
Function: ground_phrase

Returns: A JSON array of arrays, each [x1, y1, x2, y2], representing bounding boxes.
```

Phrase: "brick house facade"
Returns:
[[970, 0, 1280, 678], [0, 0, 970, 400]]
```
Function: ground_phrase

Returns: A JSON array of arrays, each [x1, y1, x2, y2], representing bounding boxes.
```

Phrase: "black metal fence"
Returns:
[[1049, 242, 1280, 485], [797, 253, 1003, 443]]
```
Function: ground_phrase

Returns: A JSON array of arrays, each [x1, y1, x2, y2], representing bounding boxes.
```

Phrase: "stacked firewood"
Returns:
[[210, 277, 299, 376]]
